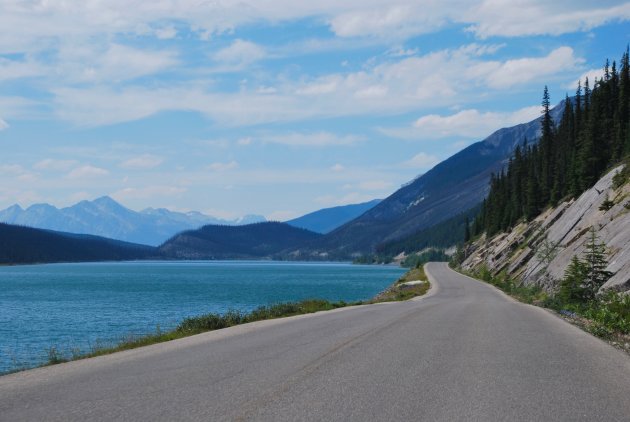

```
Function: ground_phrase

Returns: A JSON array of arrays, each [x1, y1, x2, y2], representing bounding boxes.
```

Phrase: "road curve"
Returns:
[[2, 262, 630, 421]]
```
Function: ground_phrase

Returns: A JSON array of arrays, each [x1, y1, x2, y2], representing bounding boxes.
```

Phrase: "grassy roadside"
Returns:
[[454, 264, 630, 354], [369, 265, 430, 302], [8, 267, 430, 373]]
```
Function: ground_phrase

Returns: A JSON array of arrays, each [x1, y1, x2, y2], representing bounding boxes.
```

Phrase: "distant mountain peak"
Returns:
[[92, 196, 125, 208]]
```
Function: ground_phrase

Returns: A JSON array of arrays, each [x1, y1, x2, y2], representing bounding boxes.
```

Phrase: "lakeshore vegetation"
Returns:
[[39, 267, 430, 370]]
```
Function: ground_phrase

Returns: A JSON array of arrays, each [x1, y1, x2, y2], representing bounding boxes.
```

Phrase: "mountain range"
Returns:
[[0, 196, 266, 246]]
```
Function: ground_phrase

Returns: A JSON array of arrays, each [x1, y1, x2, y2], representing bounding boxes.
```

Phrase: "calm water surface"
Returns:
[[0, 261, 404, 373]]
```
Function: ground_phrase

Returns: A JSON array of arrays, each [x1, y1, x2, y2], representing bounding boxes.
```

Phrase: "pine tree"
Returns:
[[540, 86, 554, 204], [581, 227, 613, 300], [464, 216, 471, 242], [476, 48, 630, 237], [559, 255, 588, 303]]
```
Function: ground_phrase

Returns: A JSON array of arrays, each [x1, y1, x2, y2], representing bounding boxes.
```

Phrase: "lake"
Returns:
[[0, 261, 404, 374]]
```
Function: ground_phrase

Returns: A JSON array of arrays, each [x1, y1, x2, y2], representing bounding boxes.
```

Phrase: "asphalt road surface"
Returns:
[[3, 262, 630, 421]]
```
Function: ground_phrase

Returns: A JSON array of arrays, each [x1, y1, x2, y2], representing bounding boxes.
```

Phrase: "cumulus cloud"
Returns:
[[329, 3, 450, 39], [38, 38, 583, 128], [66, 165, 109, 179], [120, 154, 164, 170], [465, 1, 630, 38], [481, 47, 581, 89], [381, 105, 540, 140], [57, 43, 178, 83], [569, 68, 606, 90], [0, 1, 627, 55], [213, 39, 267, 67]]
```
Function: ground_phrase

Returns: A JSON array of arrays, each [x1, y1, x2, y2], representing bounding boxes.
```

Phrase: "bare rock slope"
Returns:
[[462, 165, 630, 291]]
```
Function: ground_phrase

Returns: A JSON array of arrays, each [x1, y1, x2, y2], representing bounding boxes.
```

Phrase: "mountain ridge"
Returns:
[[287, 101, 566, 258], [0, 196, 267, 246], [286, 199, 381, 234]]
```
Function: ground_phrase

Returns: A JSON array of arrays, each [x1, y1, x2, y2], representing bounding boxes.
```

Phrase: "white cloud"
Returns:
[[465, 1, 630, 38], [66, 165, 109, 179], [33, 159, 79, 171], [381, 105, 540, 140], [50, 45, 583, 127], [0, 1, 627, 58], [403, 152, 440, 169], [207, 161, 239, 171], [154, 26, 177, 39], [331, 164, 345, 172], [0, 57, 44, 82], [569, 68, 606, 90], [58, 43, 178, 83], [0, 118, 8, 130], [120, 154, 164, 170], [213, 39, 267, 68], [329, 3, 451, 39], [481, 47, 581, 89]]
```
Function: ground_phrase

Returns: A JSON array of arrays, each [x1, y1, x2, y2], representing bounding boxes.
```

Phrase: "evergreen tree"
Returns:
[[464, 216, 471, 242], [558, 255, 588, 303], [582, 227, 613, 300], [474, 48, 630, 238], [540, 86, 554, 203]]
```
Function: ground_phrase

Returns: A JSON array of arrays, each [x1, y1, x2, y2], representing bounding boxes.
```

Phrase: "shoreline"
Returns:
[[1, 264, 428, 376]]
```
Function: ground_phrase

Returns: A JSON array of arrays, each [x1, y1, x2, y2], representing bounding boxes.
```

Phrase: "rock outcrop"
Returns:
[[462, 165, 630, 292]]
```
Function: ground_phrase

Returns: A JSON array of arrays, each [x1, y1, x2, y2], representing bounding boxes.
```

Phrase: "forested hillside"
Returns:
[[475, 48, 630, 236], [0, 223, 156, 264], [159, 222, 322, 259]]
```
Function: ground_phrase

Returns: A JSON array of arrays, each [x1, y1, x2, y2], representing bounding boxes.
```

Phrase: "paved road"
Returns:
[[3, 262, 630, 421]]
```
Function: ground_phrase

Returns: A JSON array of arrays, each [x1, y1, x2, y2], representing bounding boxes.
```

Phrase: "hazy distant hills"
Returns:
[[159, 222, 321, 259], [291, 102, 566, 258], [0, 223, 155, 264], [0, 196, 266, 246], [286, 199, 381, 234]]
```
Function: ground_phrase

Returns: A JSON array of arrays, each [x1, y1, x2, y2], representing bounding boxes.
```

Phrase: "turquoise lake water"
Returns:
[[0, 261, 404, 374]]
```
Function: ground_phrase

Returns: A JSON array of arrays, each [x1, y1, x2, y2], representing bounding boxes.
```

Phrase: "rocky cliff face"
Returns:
[[462, 165, 630, 292]]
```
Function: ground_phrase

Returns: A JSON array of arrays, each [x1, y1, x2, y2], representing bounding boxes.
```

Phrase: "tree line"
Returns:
[[473, 47, 630, 236]]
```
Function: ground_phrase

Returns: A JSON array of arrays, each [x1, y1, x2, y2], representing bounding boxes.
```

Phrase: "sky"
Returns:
[[0, 1, 629, 221]]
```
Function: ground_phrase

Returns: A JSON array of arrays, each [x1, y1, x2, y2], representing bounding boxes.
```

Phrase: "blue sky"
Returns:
[[0, 1, 629, 220]]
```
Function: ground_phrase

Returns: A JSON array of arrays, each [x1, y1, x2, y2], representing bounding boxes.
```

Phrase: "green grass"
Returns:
[[369, 266, 431, 302], [27, 267, 431, 370]]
